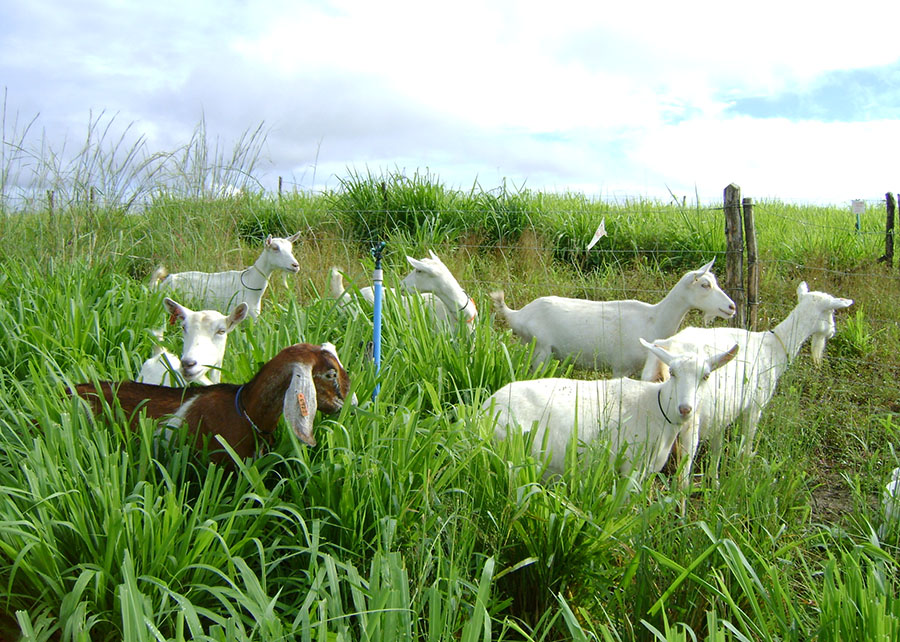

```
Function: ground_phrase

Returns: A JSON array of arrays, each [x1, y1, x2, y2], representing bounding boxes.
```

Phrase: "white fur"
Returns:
[[882, 467, 900, 535], [400, 251, 477, 330], [151, 233, 301, 318], [640, 282, 853, 484], [138, 298, 249, 386], [491, 259, 735, 376], [484, 338, 738, 491], [329, 250, 475, 330]]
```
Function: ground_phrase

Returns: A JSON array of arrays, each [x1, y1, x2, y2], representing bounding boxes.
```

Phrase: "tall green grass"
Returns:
[[1, 133, 899, 639]]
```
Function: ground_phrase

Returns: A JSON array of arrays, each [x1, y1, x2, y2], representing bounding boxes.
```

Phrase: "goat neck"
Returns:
[[241, 254, 273, 291], [769, 299, 817, 362], [436, 278, 475, 323], [643, 273, 696, 339]]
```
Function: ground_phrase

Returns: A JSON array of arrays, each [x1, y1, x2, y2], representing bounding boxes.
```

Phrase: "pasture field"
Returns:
[[0, 175, 899, 641]]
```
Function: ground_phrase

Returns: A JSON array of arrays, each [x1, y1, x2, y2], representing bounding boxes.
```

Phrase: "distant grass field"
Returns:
[[0, 170, 898, 641]]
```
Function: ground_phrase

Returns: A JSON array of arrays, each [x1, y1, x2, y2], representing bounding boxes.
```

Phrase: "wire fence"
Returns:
[[289, 187, 897, 410], [4, 176, 896, 410]]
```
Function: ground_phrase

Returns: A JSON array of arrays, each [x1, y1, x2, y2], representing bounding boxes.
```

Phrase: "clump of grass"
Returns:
[[830, 307, 878, 358], [235, 198, 299, 244], [466, 179, 541, 248], [327, 168, 463, 249]]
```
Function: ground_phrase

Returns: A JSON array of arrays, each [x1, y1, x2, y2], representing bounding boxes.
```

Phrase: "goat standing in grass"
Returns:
[[138, 297, 248, 386], [151, 232, 301, 319], [484, 338, 738, 490], [640, 282, 853, 484], [74, 342, 351, 463], [330, 250, 477, 330], [491, 259, 735, 376]]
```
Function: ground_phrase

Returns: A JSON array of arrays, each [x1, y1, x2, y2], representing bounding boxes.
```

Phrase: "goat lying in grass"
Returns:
[[73, 342, 351, 463], [151, 232, 301, 319], [330, 250, 476, 330], [640, 282, 853, 484], [484, 338, 738, 490], [491, 259, 735, 376], [138, 297, 248, 386]]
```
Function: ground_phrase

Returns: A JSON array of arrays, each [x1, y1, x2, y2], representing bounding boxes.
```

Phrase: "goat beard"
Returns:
[[810, 333, 827, 366]]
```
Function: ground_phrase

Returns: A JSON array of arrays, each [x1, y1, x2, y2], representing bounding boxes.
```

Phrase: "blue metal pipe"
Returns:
[[371, 242, 386, 401]]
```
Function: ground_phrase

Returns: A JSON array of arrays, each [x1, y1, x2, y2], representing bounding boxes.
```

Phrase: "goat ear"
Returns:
[[265, 234, 274, 246], [428, 249, 440, 261], [283, 362, 317, 447], [832, 297, 853, 310], [227, 303, 249, 329], [287, 231, 302, 243], [163, 297, 188, 322], [406, 255, 426, 270], [709, 344, 739, 371], [797, 282, 809, 298]]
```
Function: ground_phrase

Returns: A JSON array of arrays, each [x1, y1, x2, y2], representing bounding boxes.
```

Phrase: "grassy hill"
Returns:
[[0, 173, 897, 640]]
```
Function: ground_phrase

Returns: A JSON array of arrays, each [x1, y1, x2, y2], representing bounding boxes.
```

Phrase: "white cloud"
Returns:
[[630, 116, 900, 203], [2, 0, 900, 204]]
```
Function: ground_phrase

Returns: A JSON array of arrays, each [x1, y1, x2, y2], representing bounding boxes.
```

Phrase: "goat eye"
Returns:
[[701, 281, 711, 289], [216, 329, 226, 335], [702, 373, 710, 381]]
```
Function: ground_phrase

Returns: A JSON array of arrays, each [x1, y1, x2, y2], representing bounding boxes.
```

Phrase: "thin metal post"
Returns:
[[371, 241, 386, 401]]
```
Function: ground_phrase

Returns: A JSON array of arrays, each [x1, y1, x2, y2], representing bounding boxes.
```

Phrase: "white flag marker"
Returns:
[[586, 218, 607, 251]]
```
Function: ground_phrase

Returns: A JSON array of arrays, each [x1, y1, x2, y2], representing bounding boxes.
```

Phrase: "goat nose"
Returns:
[[678, 404, 692, 417], [181, 358, 197, 370]]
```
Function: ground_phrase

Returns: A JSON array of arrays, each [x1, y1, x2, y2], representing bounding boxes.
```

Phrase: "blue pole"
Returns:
[[371, 242, 386, 401]]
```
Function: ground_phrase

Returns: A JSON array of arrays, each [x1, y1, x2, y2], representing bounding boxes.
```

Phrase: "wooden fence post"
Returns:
[[881, 193, 895, 268], [278, 176, 283, 199], [742, 197, 758, 330], [724, 184, 745, 328]]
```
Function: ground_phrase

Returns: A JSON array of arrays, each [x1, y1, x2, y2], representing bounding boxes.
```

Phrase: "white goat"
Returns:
[[640, 282, 853, 484], [485, 338, 738, 489], [329, 250, 476, 329], [151, 232, 301, 319], [401, 251, 477, 329], [491, 259, 735, 376], [881, 467, 900, 536], [138, 298, 249, 386]]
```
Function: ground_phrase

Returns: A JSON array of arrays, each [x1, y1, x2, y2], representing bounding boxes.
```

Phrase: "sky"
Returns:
[[2, 0, 900, 205]]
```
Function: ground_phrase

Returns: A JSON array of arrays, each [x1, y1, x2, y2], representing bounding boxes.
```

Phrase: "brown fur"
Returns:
[[72, 343, 350, 463]]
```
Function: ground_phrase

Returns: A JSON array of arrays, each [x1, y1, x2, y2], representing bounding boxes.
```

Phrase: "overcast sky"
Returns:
[[3, 0, 900, 205]]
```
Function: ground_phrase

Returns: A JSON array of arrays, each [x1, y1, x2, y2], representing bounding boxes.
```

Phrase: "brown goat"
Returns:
[[72, 342, 351, 462]]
